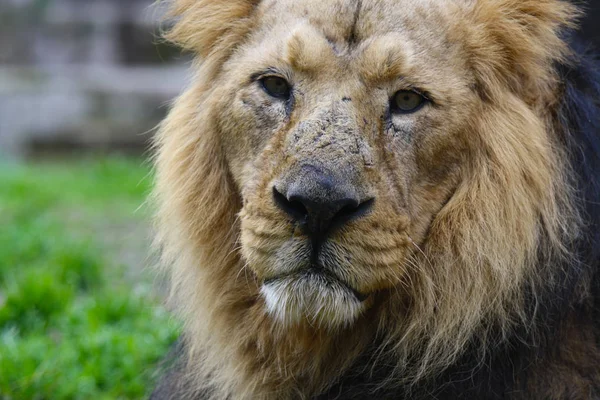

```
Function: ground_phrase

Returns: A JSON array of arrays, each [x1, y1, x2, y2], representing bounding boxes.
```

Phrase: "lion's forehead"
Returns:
[[258, 0, 464, 47], [248, 0, 469, 94]]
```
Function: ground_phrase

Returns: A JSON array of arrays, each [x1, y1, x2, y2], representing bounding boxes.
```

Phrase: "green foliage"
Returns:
[[0, 157, 179, 399]]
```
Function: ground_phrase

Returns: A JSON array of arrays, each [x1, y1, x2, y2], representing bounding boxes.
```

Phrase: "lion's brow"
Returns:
[[284, 25, 336, 72], [358, 34, 411, 84]]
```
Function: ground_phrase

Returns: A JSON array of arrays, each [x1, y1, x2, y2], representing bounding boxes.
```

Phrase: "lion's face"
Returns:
[[212, 0, 475, 329], [158, 0, 577, 393]]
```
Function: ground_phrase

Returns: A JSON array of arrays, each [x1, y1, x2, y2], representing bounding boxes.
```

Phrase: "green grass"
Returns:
[[0, 157, 179, 399]]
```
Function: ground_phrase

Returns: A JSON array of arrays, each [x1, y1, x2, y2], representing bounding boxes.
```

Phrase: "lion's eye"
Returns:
[[390, 90, 426, 114], [260, 76, 291, 99]]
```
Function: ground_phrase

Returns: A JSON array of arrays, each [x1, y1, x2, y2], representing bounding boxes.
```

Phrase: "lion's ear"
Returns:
[[463, 0, 578, 101], [165, 0, 261, 58]]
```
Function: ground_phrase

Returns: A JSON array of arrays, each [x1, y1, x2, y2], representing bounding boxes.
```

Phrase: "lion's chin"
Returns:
[[260, 270, 366, 330]]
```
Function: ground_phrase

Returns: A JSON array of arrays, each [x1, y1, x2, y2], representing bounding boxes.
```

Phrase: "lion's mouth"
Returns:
[[260, 266, 369, 328], [263, 266, 369, 302]]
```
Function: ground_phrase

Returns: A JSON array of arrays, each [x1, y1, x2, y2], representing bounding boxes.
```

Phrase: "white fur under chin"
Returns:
[[260, 273, 365, 330]]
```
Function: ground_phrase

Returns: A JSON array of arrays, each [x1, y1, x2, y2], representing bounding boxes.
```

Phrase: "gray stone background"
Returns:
[[0, 0, 188, 158]]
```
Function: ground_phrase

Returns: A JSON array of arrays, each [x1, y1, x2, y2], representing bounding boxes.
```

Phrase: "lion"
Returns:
[[150, 0, 600, 398]]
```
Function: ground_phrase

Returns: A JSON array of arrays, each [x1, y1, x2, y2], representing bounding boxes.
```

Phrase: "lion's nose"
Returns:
[[273, 165, 373, 235]]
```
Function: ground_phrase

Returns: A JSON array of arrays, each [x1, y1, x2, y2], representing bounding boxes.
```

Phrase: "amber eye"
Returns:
[[390, 90, 427, 114], [260, 76, 291, 99]]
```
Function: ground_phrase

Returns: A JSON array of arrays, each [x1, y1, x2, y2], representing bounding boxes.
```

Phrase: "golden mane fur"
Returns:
[[153, 0, 582, 398]]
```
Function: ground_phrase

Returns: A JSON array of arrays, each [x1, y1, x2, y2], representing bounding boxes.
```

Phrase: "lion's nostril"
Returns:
[[273, 187, 309, 222], [272, 166, 373, 236], [336, 202, 362, 220], [330, 198, 375, 230]]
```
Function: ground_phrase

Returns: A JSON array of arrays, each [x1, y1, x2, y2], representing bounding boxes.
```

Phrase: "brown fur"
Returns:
[[153, 0, 587, 398], [524, 317, 600, 399]]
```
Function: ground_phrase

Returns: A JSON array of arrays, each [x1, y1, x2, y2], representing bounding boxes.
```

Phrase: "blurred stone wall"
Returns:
[[0, 0, 188, 158]]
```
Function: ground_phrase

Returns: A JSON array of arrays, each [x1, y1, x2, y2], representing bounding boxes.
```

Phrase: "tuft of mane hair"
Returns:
[[151, 0, 600, 399]]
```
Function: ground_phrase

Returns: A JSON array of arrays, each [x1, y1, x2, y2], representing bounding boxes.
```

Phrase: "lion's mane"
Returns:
[[152, 1, 600, 399]]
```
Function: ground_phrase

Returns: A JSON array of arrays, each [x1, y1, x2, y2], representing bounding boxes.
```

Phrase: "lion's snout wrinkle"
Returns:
[[273, 164, 373, 237]]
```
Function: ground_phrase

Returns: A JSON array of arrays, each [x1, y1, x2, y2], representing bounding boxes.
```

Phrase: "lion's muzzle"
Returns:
[[272, 163, 374, 240], [256, 163, 375, 328]]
